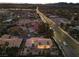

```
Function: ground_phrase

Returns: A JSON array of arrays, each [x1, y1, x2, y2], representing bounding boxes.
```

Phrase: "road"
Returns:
[[36, 7, 79, 57]]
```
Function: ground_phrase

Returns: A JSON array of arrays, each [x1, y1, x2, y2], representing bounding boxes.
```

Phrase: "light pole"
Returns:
[[71, 13, 77, 21]]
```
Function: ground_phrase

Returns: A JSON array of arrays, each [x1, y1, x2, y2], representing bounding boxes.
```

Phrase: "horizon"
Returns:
[[0, 0, 78, 4]]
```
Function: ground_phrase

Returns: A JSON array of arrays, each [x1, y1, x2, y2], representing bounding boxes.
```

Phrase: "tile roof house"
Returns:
[[0, 34, 22, 47]]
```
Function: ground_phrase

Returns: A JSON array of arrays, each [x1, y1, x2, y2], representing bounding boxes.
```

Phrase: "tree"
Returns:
[[38, 23, 49, 34]]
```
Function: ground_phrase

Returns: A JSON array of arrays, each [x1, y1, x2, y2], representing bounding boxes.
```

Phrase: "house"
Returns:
[[0, 34, 22, 47], [25, 37, 53, 49]]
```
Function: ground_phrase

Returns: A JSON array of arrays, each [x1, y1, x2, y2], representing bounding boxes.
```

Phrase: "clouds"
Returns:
[[0, 0, 78, 4]]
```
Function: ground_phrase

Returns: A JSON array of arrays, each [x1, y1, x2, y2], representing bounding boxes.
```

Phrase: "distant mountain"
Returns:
[[42, 2, 79, 8], [0, 2, 79, 9]]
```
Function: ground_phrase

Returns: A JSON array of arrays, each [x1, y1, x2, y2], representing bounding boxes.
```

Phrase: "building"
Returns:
[[20, 37, 53, 56], [0, 34, 22, 47], [25, 37, 53, 49]]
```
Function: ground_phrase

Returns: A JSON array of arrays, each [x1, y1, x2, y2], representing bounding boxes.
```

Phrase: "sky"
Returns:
[[0, 0, 78, 4]]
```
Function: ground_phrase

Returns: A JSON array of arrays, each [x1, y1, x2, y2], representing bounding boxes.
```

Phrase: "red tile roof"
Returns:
[[0, 34, 22, 47]]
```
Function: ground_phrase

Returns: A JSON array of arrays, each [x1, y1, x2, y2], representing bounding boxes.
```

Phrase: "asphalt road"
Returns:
[[36, 7, 79, 57]]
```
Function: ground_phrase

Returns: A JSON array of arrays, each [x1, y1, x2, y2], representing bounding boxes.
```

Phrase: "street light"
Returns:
[[71, 13, 78, 21]]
